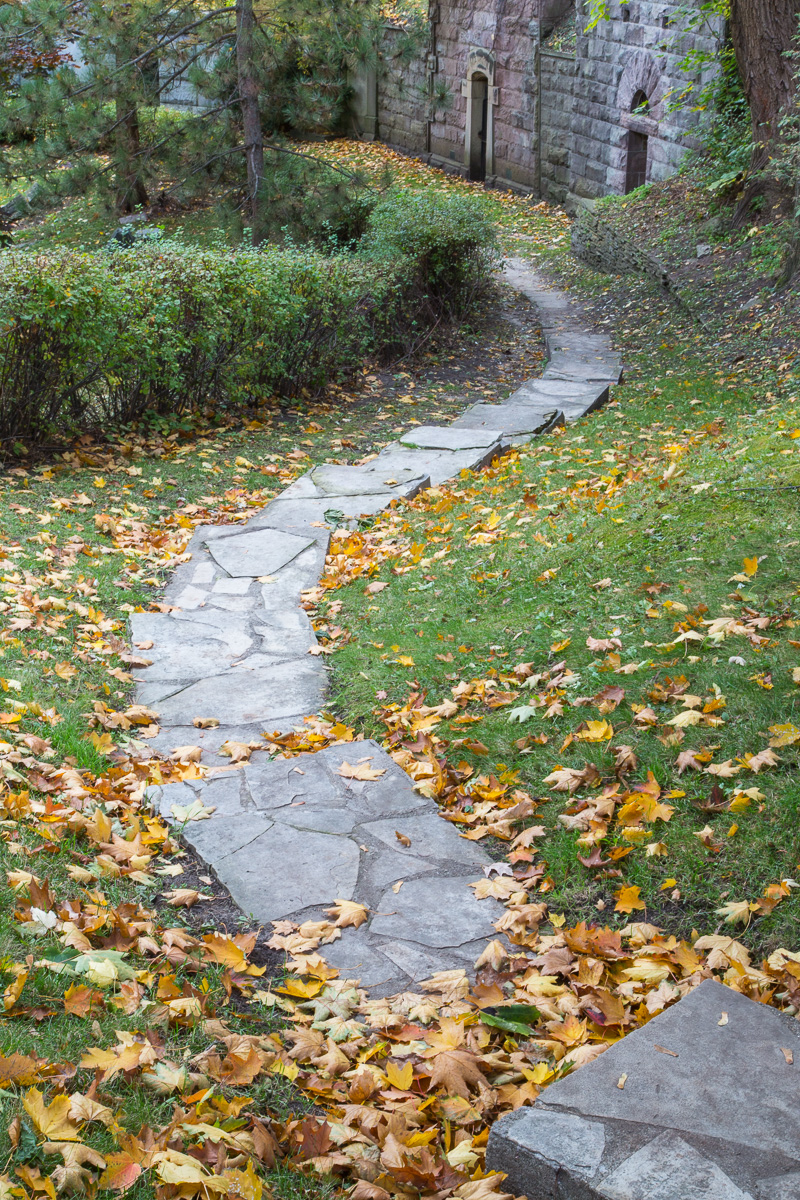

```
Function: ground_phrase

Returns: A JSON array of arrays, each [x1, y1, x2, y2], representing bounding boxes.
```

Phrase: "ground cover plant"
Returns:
[[1, 142, 800, 1200]]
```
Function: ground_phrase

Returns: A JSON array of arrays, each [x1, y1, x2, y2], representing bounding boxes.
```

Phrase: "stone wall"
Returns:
[[539, 50, 575, 204], [571, 205, 669, 284], [350, 0, 724, 204], [376, 26, 428, 153], [570, 0, 724, 199], [427, 0, 539, 188]]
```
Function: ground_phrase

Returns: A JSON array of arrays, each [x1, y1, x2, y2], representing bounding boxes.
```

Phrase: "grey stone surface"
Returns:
[[184, 810, 275, 864], [319, 932, 406, 994], [375, 446, 502, 486], [757, 1174, 800, 1200], [487, 980, 800, 1200], [212, 825, 362, 921], [598, 1133, 751, 1200], [453, 404, 562, 436], [250, 494, 391, 539], [207, 528, 314, 577], [358, 814, 487, 865], [398, 426, 501, 451], [492, 1109, 606, 1194], [369, 875, 503, 947], [310, 462, 429, 497], [510, 377, 610, 408], [152, 658, 327, 726]]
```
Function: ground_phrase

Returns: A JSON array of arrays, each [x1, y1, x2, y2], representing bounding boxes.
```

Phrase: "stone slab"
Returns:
[[598, 1132, 752, 1200], [151, 658, 327, 726], [509, 377, 610, 407], [319, 931, 407, 995], [369, 875, 503, 947], [398, 426, 502, 452], [377, 936, 494, 983], [358, 813, 488, 866], [249, 494, 391, 539], [207, 528, 314, 578], [183, 811, 275, 865], [310, 462, 429, 497], [453, 404, 562, 436], [545, 351, 622, 383], [378, 444, 503, 485], [487, 980, 800, 1200], [211, 825, 362, 922], [256, 545, 329, 613]]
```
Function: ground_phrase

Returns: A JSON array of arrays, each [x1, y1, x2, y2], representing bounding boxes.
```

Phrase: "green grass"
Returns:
[[327, 334, 800, 953], [1, 141, 799, 1192]]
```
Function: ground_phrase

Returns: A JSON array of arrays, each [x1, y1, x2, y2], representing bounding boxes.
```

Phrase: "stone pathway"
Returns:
[[487, 979, 800, 1200], [143, 259, 622, 996]]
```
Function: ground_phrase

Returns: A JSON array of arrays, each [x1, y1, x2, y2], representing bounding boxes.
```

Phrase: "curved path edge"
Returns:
[[141, 259, 623, 996]]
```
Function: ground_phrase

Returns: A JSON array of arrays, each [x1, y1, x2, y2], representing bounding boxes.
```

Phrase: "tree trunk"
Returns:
[[236, 0, 265, 245], [115, 98, 150, 214], [730, 0, 800, 171]]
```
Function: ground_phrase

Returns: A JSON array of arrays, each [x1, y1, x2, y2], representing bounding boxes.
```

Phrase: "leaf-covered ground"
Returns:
[[2, 144, 800, 1200]]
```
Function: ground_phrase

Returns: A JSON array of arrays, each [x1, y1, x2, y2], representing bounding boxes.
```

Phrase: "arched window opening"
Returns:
[[631, 88, 649, 115]]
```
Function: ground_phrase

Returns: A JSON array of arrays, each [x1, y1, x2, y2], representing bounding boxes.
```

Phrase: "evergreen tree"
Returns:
[[0, 0, 384, 236]]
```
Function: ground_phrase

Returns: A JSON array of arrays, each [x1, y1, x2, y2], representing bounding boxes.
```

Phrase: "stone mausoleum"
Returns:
[[351, 0, 724, 205]]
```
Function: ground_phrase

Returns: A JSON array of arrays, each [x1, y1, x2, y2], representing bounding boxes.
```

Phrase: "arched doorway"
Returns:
[[469, 73, 489, 182], [625, 89, 649, 192]]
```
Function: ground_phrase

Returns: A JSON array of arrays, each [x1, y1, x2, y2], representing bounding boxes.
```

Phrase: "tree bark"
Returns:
[[236, 0, 265, 245], [115, 99, 150, 213], [730, 0, 800, 170]]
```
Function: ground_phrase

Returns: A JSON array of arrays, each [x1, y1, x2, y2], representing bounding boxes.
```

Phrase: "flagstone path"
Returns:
[[143, 259, 622, 996]]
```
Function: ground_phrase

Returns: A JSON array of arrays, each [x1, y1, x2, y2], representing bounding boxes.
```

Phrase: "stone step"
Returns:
[[452, 404, 564, 438], [486, 979, 800, 1200]]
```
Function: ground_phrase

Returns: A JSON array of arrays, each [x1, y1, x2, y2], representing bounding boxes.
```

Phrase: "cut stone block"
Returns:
[[398, 426, 501, 451], [151, 658, 326, 726], [206, 528, 314, 578], [212, 825, 361, 922], [311, 462, 429, 497], [369, 875, 503, 947], [487, 979, 800, 1200], [453, 404, 562, 437]]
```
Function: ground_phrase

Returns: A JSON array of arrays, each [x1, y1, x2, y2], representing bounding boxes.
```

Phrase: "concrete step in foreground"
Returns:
[[487, 979, 800, 1200]]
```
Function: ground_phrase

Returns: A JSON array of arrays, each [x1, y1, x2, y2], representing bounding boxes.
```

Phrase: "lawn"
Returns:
[[1, 142, 799, 1200]]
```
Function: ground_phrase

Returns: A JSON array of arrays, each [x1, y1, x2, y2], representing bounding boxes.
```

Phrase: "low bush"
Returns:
[[0, 190, 498, 448]]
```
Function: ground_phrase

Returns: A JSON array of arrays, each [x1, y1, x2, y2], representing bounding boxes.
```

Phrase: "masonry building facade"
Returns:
[[353, 0, 724, 205]]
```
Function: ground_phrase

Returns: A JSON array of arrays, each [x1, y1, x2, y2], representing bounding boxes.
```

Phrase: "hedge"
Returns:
[[0, 191, 499, 447]]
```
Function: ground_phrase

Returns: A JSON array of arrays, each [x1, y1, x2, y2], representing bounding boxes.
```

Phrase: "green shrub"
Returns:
[[0, 190, 497, 448], [362, 190, 499, 317]]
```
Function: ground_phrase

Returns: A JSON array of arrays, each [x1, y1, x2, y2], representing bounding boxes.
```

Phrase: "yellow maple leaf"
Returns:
[[384, 1059, 413, 1090], [742, 556, 758, 577], [614, 885, 646, 914], [575, 720, 613, 742], [23, 1088, 81, 1141]]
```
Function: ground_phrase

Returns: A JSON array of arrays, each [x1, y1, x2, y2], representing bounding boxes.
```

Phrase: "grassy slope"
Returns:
[[328, 205, 800, 954]]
